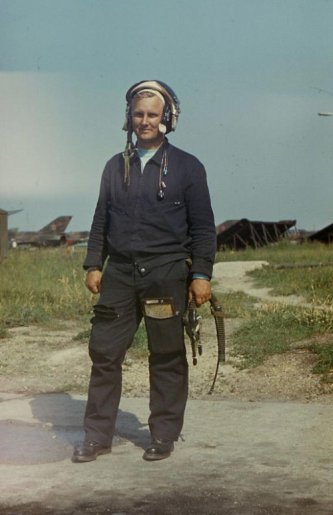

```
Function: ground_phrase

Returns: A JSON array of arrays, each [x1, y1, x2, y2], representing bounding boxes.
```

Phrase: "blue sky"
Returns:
[[1, 0, 333, 232]]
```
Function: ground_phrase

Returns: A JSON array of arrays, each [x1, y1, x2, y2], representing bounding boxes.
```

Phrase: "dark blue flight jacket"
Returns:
[[84, 140, 216, 278]]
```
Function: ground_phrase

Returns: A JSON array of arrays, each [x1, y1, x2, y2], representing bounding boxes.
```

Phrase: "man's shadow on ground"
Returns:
[[30, 393, 151, 451]]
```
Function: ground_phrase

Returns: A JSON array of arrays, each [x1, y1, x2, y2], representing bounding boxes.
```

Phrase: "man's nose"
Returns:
[[141, 114, 149, 125]]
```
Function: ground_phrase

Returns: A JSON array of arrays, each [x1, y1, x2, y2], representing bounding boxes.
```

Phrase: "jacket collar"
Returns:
[[131, 138, 171, 166]]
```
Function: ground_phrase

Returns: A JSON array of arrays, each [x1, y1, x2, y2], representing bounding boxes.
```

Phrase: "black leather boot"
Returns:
[[143, 438, 174, 461], [72, 440, 111, 463]]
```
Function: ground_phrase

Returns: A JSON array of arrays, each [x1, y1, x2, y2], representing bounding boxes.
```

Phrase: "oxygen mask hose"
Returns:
[[183, 299, 201, 365], [208, 293, 226, 394], [183, 293, 226, 393]]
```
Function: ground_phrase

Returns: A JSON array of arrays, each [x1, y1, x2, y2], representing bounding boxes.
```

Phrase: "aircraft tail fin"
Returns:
[[38, 216, 72, 234]]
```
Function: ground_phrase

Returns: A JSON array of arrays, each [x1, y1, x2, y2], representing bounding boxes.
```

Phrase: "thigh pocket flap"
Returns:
[[92, 304, 120, 320]]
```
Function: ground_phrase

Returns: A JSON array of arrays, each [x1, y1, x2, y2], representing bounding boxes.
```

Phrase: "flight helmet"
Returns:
[[122, 81, 181, 185]]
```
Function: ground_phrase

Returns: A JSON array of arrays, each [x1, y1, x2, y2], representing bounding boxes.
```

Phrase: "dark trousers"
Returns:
[[83, 259, 189, 446]]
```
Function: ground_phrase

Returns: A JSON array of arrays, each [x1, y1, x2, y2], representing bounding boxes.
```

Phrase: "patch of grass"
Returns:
[[211, 290, 256, 318], [216, 239, 333, 306], [3, 305, 51, 328], [73, 328, 91, 342], [232, 303, 333, 370], [215, 240, 333, 265], [0, 247, 96, 328], [0, 326, 9, 339], [304, 343, 333, 382], [249, 265, 333, 304]]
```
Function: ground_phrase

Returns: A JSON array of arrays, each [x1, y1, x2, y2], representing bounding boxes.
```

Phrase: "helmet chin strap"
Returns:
[[124, 123, 135, 186]]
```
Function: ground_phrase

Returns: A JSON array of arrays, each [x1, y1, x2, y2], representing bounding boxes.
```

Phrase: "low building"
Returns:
[[216, 218, 296, 250], [0, 209, 23, 258], [309, 223, 333, 244]]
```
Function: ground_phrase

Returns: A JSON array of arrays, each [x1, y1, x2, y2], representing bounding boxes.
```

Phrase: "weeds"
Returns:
[[232, 302, 333, 372], [212, 290, 256, 318], [309, 343, 333, 381], [215, 240, 333, 265], [215, 240, 333, 304], [0, 326, 9, 339], [0, 247, 95, 329], [249, 265, 333, 304]]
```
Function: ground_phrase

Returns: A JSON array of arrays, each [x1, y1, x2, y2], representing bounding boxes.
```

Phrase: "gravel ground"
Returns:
[[0, 311, 332, 404]]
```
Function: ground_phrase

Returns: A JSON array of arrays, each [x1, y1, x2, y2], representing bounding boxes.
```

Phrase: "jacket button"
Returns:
[[140, 268, 146, 274]]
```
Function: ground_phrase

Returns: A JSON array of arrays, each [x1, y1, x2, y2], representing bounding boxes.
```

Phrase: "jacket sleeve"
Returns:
[[83, 164, 110, 270], [184, 158, 216, 279]]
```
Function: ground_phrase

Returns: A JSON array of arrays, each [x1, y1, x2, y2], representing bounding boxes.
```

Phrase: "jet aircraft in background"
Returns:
[[64, 230, 90, 246], [9, 215, 90, 248], [9, 216, 73, 248]]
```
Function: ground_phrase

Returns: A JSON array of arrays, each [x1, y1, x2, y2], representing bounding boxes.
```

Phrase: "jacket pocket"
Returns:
[[140, 202, 187, 243]]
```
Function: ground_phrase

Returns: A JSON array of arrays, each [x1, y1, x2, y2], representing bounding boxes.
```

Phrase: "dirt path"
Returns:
[[213, 261, 307, 306]]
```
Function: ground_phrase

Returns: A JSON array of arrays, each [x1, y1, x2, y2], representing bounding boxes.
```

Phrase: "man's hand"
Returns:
[[188, 279, 211, 307], [85, 270, 102, 294]]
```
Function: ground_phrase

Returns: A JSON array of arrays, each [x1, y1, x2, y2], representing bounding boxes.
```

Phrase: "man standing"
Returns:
[[73, 81, 216, 463]]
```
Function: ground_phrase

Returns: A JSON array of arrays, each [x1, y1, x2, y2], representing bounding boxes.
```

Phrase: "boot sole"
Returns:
[[142, 450, 173, 461], [72, 448, 111, 463]]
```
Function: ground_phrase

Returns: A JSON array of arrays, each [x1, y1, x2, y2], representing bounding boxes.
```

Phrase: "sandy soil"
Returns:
[[1, 261, 332, 403]]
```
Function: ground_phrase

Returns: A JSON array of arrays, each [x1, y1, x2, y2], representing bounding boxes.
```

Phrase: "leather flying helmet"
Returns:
[[123, 80, 181, 135]]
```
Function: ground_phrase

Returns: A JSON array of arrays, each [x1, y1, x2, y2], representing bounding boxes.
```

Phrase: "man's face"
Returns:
[[131, 96, 164, 149]]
